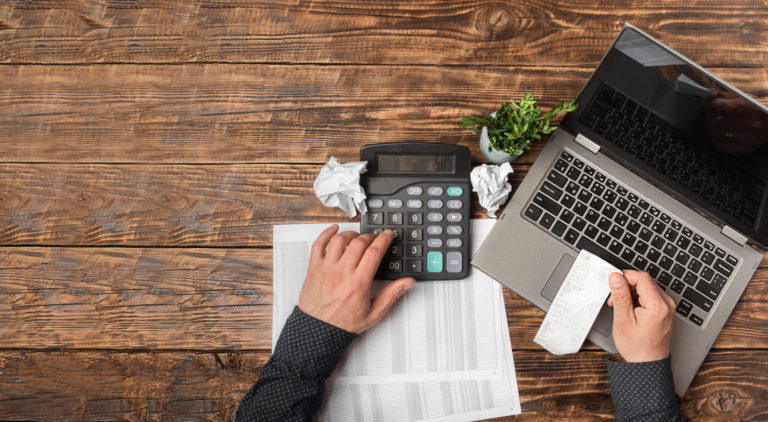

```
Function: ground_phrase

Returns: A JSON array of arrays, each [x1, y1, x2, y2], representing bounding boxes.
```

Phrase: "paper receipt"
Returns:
[[533, 250, 620, 355]]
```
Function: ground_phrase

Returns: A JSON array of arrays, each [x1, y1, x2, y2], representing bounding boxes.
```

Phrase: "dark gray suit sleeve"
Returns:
[[606, 356, 684, 421], [236, 306, 357, 422]]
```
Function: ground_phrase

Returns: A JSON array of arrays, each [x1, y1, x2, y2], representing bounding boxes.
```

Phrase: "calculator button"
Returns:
[[407, 186, 423, 196], [408, 212, 423, 225], [387, 260, 403, 273], [388, 212, 403, 225], [447, 200, 462, 209], [389, 243, 403, 257], [446, 187, 463, 197], [407, 259, 423, 272], [427, 251, 443, 273], [427, 186, 443, 196], [368, 199, 384, 209], [446, 252, 462, 273], [446, 225, 462, 235], [390, 228, 402, 240], [446, 238, 462, 248], [407, 244, 423, 257], [407, 228, 422, 241], [427, 199, 443, 209], [387, 199, 403, 209], [427, 225, 443, 235], [368, 212, 383, 225], [427, 213, 443, 222], [446, 213, 462, 222], [406, 199, 423, 209], [427, 238, 443, 248]]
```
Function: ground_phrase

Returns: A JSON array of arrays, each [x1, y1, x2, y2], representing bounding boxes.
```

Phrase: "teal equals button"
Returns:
[[446, 186, 463, 197], [427, 251, 443, 273]]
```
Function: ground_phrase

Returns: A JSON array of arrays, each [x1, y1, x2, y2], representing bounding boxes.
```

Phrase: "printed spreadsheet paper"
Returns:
[[272, 220, 521, 421]]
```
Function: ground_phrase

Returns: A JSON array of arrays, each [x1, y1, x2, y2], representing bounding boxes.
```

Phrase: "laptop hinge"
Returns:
[[575, 134, 600, 154], [721, 225, 748, 247]]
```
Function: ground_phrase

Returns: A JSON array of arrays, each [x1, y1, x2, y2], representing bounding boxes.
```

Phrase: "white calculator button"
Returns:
[[446, 225, 462, 235], [427, 199, 443, 209], [446, 238, 462, 248], [427, 238, 443, 248], [427, 213, 443, 222], [447, 200, 462, 209], [446, 252, 462, 273], [406, 199, 423, 209], [407, 186, 423, 196], [427, 225, 443, 235], [446, 213, 462, 222], [368, 199, 384, 209], [427, 186, 443, 196], [387, 199, 403, 208]]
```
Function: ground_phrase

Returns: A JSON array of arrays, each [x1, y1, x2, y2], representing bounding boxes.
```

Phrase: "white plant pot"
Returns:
[[479, 112, 519, 164]]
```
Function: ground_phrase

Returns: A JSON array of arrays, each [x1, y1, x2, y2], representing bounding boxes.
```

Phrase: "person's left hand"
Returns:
[[298, 224, 416, 334]]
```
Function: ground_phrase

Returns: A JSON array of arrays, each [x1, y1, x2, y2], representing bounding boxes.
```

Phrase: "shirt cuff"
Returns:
[[606, 356, 678, 418], [272, 306, 358, 379]]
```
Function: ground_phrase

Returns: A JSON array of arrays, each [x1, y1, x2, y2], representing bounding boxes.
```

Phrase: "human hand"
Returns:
[[298, 224, 416, 334], [607, 270, 676, 362]]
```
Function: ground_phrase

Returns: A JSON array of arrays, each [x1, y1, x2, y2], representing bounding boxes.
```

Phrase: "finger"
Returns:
[[309, 224, 339, 267], [367, 277, 416, 327], [340, 233, 376, 268], [608, 272, 636, 325], [621, 270, 665, 308], [356, 230, 395, 277], [325, 231, 360, 262]]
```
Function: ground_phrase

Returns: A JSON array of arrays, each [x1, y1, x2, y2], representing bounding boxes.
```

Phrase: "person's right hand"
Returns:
[[607, 270, 676, 362]]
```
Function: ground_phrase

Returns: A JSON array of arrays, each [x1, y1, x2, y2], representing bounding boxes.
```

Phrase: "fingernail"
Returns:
[[609, 273, 623, 287], [404, 280, 416, 290]]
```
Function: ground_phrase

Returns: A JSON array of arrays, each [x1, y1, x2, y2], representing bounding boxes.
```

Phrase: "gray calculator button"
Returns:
[[446, 252, 462, 273], [428, 186, 443, 196], [368, 199, 384, 209], [447, 225, 462, 235], [407, 186, 423, 196], [406, 199, 423, 209], [427, 225, 443, 235], [447, 213, 463, 222], [427, 238, 443, 248], [368, 212, 383, 225], [427, 212, 443, 222], [447, 200, 462, 209], [388, 212, 403, 225], [387, 199, 403, 209], [427, 199, 443, 209], [446, 238, 462, 248]]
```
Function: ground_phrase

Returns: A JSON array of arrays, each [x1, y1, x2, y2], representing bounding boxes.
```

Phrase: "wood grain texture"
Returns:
[[0, 350, 766, 421], [0, 1, 766, 67], [0, 64, 765, 164]]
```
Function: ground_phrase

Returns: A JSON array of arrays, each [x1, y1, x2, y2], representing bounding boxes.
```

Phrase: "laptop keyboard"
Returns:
[[523, 149, 741, 328]]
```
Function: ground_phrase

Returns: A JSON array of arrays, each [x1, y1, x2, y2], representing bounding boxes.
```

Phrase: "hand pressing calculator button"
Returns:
[[360, 143, 471, 280]]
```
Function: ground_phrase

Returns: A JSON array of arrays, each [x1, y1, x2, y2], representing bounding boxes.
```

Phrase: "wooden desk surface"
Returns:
[[1, 2, 767, 420]]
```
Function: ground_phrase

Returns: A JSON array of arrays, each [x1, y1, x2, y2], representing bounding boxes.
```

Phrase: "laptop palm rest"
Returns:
[[540, 253, 613, 337]]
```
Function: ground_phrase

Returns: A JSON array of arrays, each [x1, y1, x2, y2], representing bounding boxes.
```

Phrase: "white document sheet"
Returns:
[[272, 219, 521, 420], [533, 250, 619, 355]]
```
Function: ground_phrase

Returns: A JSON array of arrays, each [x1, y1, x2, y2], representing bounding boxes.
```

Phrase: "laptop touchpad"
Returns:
[[540, 253, 613, 337]]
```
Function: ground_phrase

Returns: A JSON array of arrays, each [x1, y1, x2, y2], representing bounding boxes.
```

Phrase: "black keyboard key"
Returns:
[[607, 179, 617, 189], [660, 256, 673, 270], [627, 220, 641, 234], [683, 287, 713, 312], [690, 314, 703, 326], [615, 197, 629, 211], [585, 209, 599, 224], [548, 170, 568, 188], [683, 271, 698, 286], [541, 181, 563, 201], [638, 212, 652, 226], [564, 229, 579, 245], [689, 243, 703, 258], [675, 250, 690, 266], [704, 240, 715, 251], [701, 251, 715, 265], [540, 212, 555, 229], [715, 247, 726, 258], [560, 209, 574, 224], [596, 172, 606, 183], [695, 280, 720, 301], [576, 237, 632, 271], [617, 186, 628, 196], [597, 217, 612, 231], [676, 299, 692, 316], [692, 234, 704, 244], [554, 159, 569, 173], [585, 165, 596, 176], [658, 271, 673, 286], [633, 255, 648, 270], [700, 266, 715, 281], [622, 233, 637, 248], [713, 259, 734, 277], [634, 240, 649, 255], [682, 227, 693, 238], [597, 232, 611, 247], [671, 263, 686, 278], [615, 213, 629, 227], [712, 274, 727, 290], [649, 206, 660, 217], [590, 183, 606, 197], [651, 235, 665, 249], [585, 224, 599, 239], [638, 199, 649, 210], [578, 190, 592, 203], [566, 181, 579, 195], [663, 227, 678, 242], [648, 248, 661, 263], [671, 220, 682, 230], [533, 192, 562, 216], [651, 220, 666, 234], [663, 243, 678, 257], [562, 194, 575, 208], [688, 259, 702, 273], [525, 204, 543, 221], [574, 202, 588, 216], [552, 221, 567, 237], [602, 204, 617, 219], [609, 225, 624, 239], [628, 193, 639, 203], [566, 167, 581, 180], [578, 175, 593, 189], [639, 227, 652, 242], [676, 236, 691, 250], [574, 159, 585, 169], [603, 190, 618, 204], [647, 263, 660, 278], [609, 240, 623, 255], [726, 254, 738, 266], [590, 197, 605, 211], [621, 248, 636, 263], [561, 151, 573, 162], [628, 205, 641, 218], [670, 279, 685, 293], [573, 217, 587, 231]]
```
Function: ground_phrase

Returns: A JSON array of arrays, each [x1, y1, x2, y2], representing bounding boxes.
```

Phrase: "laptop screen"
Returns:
[[563, 26, 768, 249]]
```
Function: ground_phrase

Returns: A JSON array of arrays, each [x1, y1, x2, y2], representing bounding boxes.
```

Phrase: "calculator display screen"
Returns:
[[377, 154, 455, 173]]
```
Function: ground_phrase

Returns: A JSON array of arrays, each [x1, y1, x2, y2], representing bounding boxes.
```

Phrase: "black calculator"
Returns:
[[360, 143, 471, 280]]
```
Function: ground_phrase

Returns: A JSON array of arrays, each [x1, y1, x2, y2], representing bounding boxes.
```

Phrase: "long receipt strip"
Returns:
[[273, 220, 521, 421], [534, 250, 620, 355]]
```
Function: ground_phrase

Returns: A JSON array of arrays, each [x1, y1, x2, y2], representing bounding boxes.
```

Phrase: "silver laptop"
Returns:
[[472, 23, 768, 396]]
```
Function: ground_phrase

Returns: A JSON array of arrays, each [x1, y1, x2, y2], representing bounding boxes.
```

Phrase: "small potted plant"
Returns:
[[461, 93, 578, 163]]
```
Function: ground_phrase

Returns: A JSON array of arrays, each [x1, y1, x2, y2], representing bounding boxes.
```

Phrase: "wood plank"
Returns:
[[0, 64, 766, 163], [0, 349, 765, 420], [0, 1, 766, 67], [1, 246, 766, 350]]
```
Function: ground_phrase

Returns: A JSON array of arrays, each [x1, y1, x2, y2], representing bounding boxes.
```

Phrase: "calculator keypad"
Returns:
[[363, 183, 470, 280]]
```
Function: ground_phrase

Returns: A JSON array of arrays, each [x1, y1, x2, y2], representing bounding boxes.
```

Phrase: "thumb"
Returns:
[[608, 272, 635, 325], [368, 277, 416, 325]]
